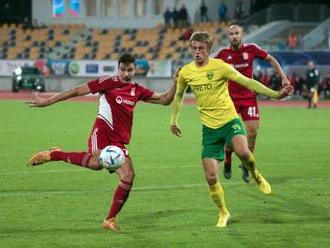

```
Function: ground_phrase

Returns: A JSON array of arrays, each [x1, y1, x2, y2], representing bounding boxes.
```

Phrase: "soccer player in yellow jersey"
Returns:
[[170, 31, 293, 228]]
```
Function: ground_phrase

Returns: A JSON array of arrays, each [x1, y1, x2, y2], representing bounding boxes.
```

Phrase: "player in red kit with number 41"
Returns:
[[26, 54, 177, 231], [215, 24, 290, 182]]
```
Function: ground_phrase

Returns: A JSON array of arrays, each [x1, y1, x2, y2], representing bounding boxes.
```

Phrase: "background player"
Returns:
[[215, 24, 290, 182], [305, 60, 320, 108], [170, 31, 293, 228], [27, 53, 177, 232]]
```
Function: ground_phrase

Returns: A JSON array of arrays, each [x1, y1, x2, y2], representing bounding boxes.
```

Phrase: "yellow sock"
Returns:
[[240, 153, 258, 179], [209, 181, 228, 215], [312, 91, 318, 106]]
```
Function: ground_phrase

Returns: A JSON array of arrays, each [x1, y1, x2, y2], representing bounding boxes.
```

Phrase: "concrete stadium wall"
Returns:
[[0, 76, 173, 92], [32, 0, 202, 29], [32, 0, 243, 29]]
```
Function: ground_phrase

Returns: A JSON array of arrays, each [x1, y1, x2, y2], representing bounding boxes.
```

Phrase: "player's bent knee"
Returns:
[[247, 131, 257, 138], [206, 174, 218, 185], [236, 150, 251, 161], [120, 174, 135, 184], [118, 168, 135, 183]]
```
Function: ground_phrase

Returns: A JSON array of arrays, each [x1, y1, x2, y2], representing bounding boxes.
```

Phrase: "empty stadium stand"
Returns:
[[0, 21, 228, 62]]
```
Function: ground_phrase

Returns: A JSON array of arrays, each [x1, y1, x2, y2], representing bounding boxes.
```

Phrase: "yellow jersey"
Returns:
[[172, 58, 279, 129], [176, 58, 240, 128]]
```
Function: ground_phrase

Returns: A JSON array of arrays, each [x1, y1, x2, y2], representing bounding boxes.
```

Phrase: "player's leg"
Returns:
[[231, 134, 271, 194], [27, 147, 101, 169], [223, 101, 241, 180], [239, 100, 260, 183], [226, 118, 271, 194], [240, 120, 259, 182], [27, 121, 107, 170], [311, 88, 318, 108], [103, 156, 134, 231], [244, 121, 259, 154], [202, 126, 230, 227], [307, 89, 312, 108], [223, 144, 232, 179], [203, 158, 230, 227]]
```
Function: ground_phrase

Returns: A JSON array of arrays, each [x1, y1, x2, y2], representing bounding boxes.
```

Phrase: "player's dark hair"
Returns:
[[118, 53, 135, 66], [227, 23, 243, 31]]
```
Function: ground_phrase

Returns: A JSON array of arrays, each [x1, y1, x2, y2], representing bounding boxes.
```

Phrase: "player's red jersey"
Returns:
[[215, 43, 268, 100], [87, 76, 154, 146]]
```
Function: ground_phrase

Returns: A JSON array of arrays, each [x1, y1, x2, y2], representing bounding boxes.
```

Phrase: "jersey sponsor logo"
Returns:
[[116, 96, 123, 104], [191, 84, 212, 91], [207, 71, 214, 80], [243, 52, 249, 60], [233, 63, 249, 69], [116, 96, 134, 106]]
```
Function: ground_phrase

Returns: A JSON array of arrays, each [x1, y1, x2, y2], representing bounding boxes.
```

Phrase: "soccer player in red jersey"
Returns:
[[215, 24, 290, 182], [26, 53, 177, 231]]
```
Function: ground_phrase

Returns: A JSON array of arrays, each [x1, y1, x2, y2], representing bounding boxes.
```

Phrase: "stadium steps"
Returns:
[[245, 21, 319, 51], [244, 20, 292, 44], [48, 25, 89, 60], [301, 17, 330, 50], [271, 22, 318, 41]]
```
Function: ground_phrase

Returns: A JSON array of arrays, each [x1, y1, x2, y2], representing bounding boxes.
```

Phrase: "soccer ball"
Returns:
[[99, 146, 125, 171]]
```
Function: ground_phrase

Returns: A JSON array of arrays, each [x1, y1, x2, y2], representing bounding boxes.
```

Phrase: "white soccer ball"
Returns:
[[99, 146, 125, 171]]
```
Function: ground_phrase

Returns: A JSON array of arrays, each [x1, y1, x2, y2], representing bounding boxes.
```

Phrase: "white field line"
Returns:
[[0, 183, 207, 197], [0, 178, 329, 197], [0, 165, 197, 176]]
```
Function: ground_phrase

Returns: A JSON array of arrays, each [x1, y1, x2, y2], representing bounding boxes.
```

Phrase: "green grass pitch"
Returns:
[[0, 100, 329, 248]]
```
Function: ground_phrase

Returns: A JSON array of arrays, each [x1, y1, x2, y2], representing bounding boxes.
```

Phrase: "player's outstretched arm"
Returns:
[[144, 67, 180, 106], [144, 81, 177, 106], [26, 84, 91, 107], [170, 90, 185, 137], [231, 73, 293, 100], [278, 85, 294, 99], [170, 67, 186, 137], [265, 54, 290, 86]]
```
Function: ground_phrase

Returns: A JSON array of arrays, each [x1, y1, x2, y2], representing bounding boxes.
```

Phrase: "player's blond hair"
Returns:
[[189, 31, 213, 51]]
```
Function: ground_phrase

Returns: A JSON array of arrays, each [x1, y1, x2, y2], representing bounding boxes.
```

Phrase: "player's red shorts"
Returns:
[[232, 98, 260, 121], [87, 118, 129, 156]]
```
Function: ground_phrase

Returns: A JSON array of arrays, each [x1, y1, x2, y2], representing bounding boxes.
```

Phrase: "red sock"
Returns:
[[51, 151, 93, 168], [106, 180, 133, 220], [225, 146, 232, 164]]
